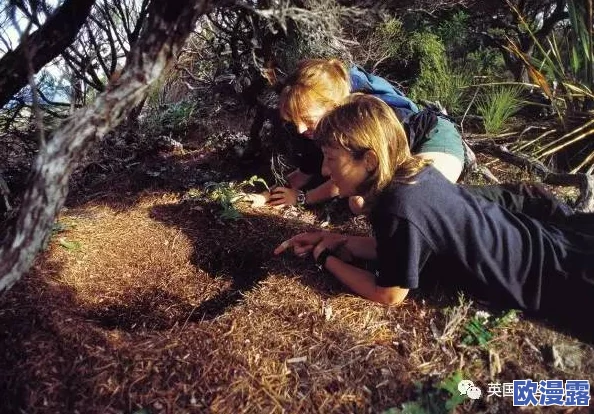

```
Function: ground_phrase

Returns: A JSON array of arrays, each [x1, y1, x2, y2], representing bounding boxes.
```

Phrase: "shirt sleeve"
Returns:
[[374, 215, 434, 289]]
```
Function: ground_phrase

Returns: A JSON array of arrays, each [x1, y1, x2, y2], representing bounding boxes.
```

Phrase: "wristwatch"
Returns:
[[315, 248, 334, 271], [296, 190, 307, 206]]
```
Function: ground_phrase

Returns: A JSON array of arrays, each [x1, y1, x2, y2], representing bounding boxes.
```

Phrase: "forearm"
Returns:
[[323, 256, 408, 305], [287, 169, 311, 189], [303, 180, 340, 205], [343, 235, 377, 260]]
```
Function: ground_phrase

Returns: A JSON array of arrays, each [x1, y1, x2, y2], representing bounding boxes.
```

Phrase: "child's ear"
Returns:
[[364, 151, 378, 172]]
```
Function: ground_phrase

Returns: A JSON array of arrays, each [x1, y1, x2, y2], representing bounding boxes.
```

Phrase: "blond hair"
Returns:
[[315, 94, 431, 199], [279, 59, 350, 126]]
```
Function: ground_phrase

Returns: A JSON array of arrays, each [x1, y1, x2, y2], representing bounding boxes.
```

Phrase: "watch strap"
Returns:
[[316, 248, 334, 270]]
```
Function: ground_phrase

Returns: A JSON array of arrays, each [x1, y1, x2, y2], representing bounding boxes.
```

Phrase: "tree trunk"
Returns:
[[0, 0, 96, 109], [0, 0, 214, 292]]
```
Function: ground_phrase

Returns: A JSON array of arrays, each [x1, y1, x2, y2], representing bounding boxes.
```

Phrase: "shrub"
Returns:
[[463, 47, 508, 78], [435, 10, 470, 59], [408, 32, 472, 115]]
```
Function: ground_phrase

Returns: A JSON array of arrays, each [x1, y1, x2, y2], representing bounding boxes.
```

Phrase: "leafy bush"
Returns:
[[475, 86, 524, 134], [142, 100, 196, 137], [463, 47, 508, 78], [408, 32, 472, 115], [435, 10, 470, 59]]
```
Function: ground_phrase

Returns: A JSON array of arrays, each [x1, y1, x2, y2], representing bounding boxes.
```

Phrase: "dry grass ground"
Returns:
[[1, 109, 593, 414]]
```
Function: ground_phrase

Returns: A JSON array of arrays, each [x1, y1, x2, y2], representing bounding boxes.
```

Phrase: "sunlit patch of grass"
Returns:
[[475, 86, 524, 135]]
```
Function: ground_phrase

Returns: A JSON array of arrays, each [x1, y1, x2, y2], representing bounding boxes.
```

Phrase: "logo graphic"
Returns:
[[458, 379, 482, 400]]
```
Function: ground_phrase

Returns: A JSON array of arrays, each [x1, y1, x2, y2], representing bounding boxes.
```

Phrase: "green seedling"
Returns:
[[462, 309, 519, 347], [203, 175, 270, 220], [245, 175, 270, 191], [383, 371, 468, 414]]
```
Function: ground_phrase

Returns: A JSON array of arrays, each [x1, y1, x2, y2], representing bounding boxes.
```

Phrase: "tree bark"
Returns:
[[0, 0, 214, 292], [0, 0, 96, 109]]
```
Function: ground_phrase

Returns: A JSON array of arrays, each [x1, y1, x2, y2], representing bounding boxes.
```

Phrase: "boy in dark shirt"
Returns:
[[274, 94, 594, 337]]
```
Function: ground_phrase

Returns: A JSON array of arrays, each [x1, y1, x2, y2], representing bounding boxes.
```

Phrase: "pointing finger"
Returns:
[[274, 240, 291, 255]]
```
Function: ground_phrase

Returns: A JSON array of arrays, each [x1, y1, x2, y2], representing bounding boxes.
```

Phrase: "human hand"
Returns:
[[274, 232, 326, 258], [267, 186, 298, 207], [312, 233, 349, 261]]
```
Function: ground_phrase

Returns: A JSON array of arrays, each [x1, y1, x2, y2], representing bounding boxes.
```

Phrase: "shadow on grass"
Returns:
[[0, 248, 416, 414], [148, 198, 338, 322]]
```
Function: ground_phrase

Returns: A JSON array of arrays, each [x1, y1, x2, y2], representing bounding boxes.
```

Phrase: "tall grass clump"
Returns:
[[475, 86, 524, 134]]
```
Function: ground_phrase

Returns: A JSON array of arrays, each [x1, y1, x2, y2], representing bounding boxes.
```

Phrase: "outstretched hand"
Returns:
[[274, 232, 323, 257], [267, 186, 298, 207], [274, 231, 349, 260]]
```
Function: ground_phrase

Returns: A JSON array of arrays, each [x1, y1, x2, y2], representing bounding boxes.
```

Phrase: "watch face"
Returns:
[[297, 191, 306, 205]]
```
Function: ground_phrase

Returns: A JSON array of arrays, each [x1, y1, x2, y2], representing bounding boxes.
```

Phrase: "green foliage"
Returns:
[[372, 18, 413, 62], [461, 315, 493, 346], [198, 175, 270, 220], [566, 0, 592, 88], [158, 101, 196, 131], [435, 11, 470, 58], [440, 372, 468, 411], [462, 310, 519, 347], [464, 47, 507, 77], [245, 175, 270, 191], [207, 182, 245, 220], [408, 32, 472, 115], [475, 86, 524, 134], [383, 371, 468, 414], [142, 100, 196, 139]]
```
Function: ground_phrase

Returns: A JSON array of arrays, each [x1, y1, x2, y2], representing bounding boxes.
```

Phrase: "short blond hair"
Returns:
[[279, 59, 350, 126], [315, 94, 431, 199]]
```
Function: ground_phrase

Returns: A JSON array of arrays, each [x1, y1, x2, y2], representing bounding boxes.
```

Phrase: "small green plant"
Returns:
[[207, 182, 244, 220], [244, 175, 270, 191], [462, 309, 519, 347], [383, 371, 468, 414], [159, 101, 196, 130], [202, 175, 270, 220], [475, 86, 524, 134]]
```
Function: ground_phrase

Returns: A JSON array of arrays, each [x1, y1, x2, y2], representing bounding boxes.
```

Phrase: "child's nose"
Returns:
[[296, 123, 308, 134]]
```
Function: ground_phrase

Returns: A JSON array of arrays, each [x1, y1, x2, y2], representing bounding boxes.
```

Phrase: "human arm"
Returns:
[[268, 179, 340, 207], [287, 169, 311, 189], [273, 231, 408, 305], [274, 231, 377, 261], [313, 244, 409, 305]]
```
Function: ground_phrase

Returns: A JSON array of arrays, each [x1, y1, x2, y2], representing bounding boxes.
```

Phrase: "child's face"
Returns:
[[293, 104, 327, 139], [321, 145, 368, 197]]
